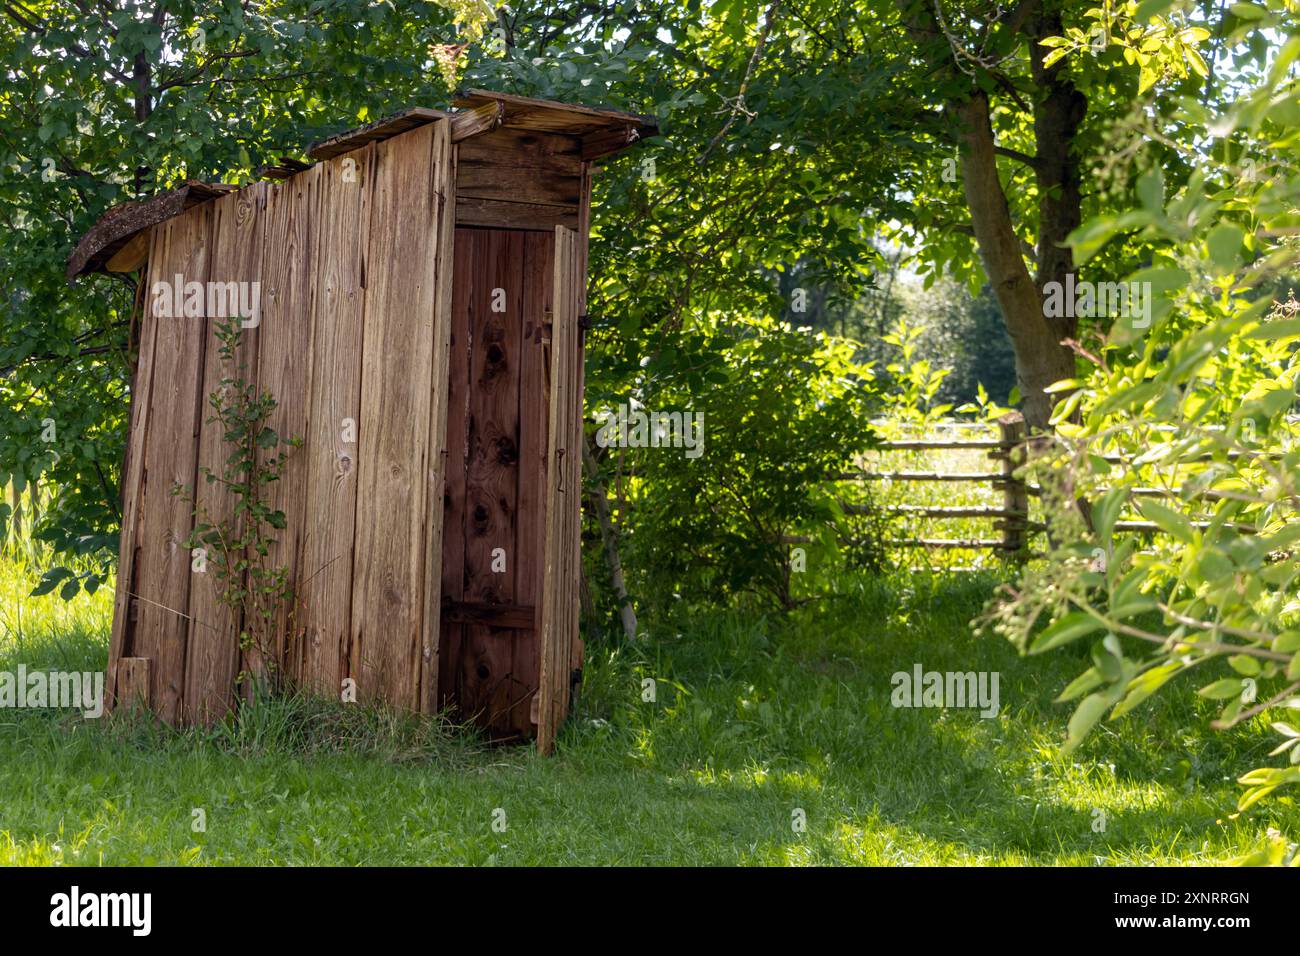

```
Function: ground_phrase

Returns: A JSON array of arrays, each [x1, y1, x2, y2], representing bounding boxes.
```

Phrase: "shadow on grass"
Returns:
[[565, 571, 1291, 864], [0, 566, 1292, 864]]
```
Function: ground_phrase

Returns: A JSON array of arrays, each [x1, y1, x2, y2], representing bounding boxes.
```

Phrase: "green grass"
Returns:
[[0, 553, 1295, 865]]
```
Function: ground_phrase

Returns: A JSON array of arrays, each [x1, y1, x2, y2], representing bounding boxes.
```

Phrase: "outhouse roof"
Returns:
[[65, 180, 236, 281], [67, 89, 656, 282], [450, 89, 658, 159]]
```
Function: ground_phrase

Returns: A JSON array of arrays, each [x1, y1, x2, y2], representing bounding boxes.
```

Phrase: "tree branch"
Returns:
[[1, 339, 129, 377], [2, 2, 43, 33], [993, 145, 1042, 170], [697, 0, 782, 164]]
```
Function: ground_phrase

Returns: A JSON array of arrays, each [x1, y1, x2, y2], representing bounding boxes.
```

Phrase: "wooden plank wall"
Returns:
[[455, 129, 581, 231], [439, 231, 471, 716], [254, 167, 321, 695], [441, 127, 588, 743], [109, 120, 455, 722], [124, 205, 214, 723], [349, 122, 450, 709], [468, 229, 523, 730], [514, 231, 553, 738], [297, 144, 373, 699], [105, 226, 165, 712], [422, 137, 458, 715], [572, 164, 592, 695]]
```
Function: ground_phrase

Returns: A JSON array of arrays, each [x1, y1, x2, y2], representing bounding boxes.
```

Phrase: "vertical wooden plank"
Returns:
[[514, 230, 553, 737], [299, 145, 374, 700], [250, 167, 321, 696], [105, 225, 164, 712], [351, 121, 443, 708], [537, 224, 582, 754], [183, 184, 269, 723], [420, 126, 456, 714], [438, 228, 476, 713], [560, 219, 583, 732], [128, 203, 214, 723], [116, 657, 151, 710], [997, 411, 1029, 563], [575, 163, 592, 305], [559, 223, 582, 743], [571, 163, 592, 686], [460, 228, 524, 734]]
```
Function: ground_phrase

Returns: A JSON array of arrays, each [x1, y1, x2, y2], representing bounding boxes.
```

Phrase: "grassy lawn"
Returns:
[[0, 553, 1294, 866]]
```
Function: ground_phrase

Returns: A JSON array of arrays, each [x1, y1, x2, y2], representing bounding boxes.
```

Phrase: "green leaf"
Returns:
[[1030, 612, 1105, 654], [1138, 65, 1158, 95], [1137, 499, 1195, 543], [1198, 677, 1246, 700], [1112, 661, 1182, 717], [1135, 0, 1179, 20], [1068, 209, 1153, 264], [1275, 631, 1300, 653], [1092, 636, 1124, 681], [1042, 47, 1069, 68], [1228, 654, 1262, 676], [1246, 318, 1300, 340], [1056, 667, 1104, 702], [1206, 222, 1244, 272], [1044, 378, 1083, 394], [1093, 487, 1127, 544], [1237, 784, 1280, 812], [1064, 693, 1110, 753], [1131, 265, 1191, 297], [30, 566, 74, 596], [1111, 596, 1157, 619], [1137, 167, 1164, 213], [1229, 2, 1269, 20]]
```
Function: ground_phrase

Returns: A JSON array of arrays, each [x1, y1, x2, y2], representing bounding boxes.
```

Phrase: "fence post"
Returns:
[[995, 412, 1028, 562]]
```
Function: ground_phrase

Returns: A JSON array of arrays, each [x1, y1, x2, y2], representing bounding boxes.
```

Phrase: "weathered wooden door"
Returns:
[[536, 225, 584, 755], [440, 226, 554, 740]]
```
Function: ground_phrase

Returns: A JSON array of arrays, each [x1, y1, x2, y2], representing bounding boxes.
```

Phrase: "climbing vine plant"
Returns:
[[175, 318, 301, 696]]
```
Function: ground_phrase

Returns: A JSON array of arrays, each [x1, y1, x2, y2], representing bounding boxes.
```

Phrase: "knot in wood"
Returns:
[[495, 436, 518, 466]]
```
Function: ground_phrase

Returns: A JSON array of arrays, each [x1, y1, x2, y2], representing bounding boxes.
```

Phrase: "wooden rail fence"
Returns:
[[837, 412, 1265, 563], [839, 412, 1035, 559]]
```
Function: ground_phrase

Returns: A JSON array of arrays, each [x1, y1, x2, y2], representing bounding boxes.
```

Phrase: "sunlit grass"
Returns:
[[0, 550, 1295, 865], [0, 552, 113, 670]]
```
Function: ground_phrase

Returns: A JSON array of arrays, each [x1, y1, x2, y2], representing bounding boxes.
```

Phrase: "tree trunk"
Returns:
[[582, 438, 638, 642], [893, 0, 1084, 434], [132, 49, 154, 195], [952, 91, 1076, 433], [1029, 6, 1088, 420]]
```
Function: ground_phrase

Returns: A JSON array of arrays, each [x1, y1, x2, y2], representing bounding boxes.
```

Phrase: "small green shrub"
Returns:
[[598, 315, 880, 612]]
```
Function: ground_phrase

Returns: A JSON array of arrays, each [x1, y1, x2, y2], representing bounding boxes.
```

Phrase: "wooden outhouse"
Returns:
[[68, 90, 657, 752]]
